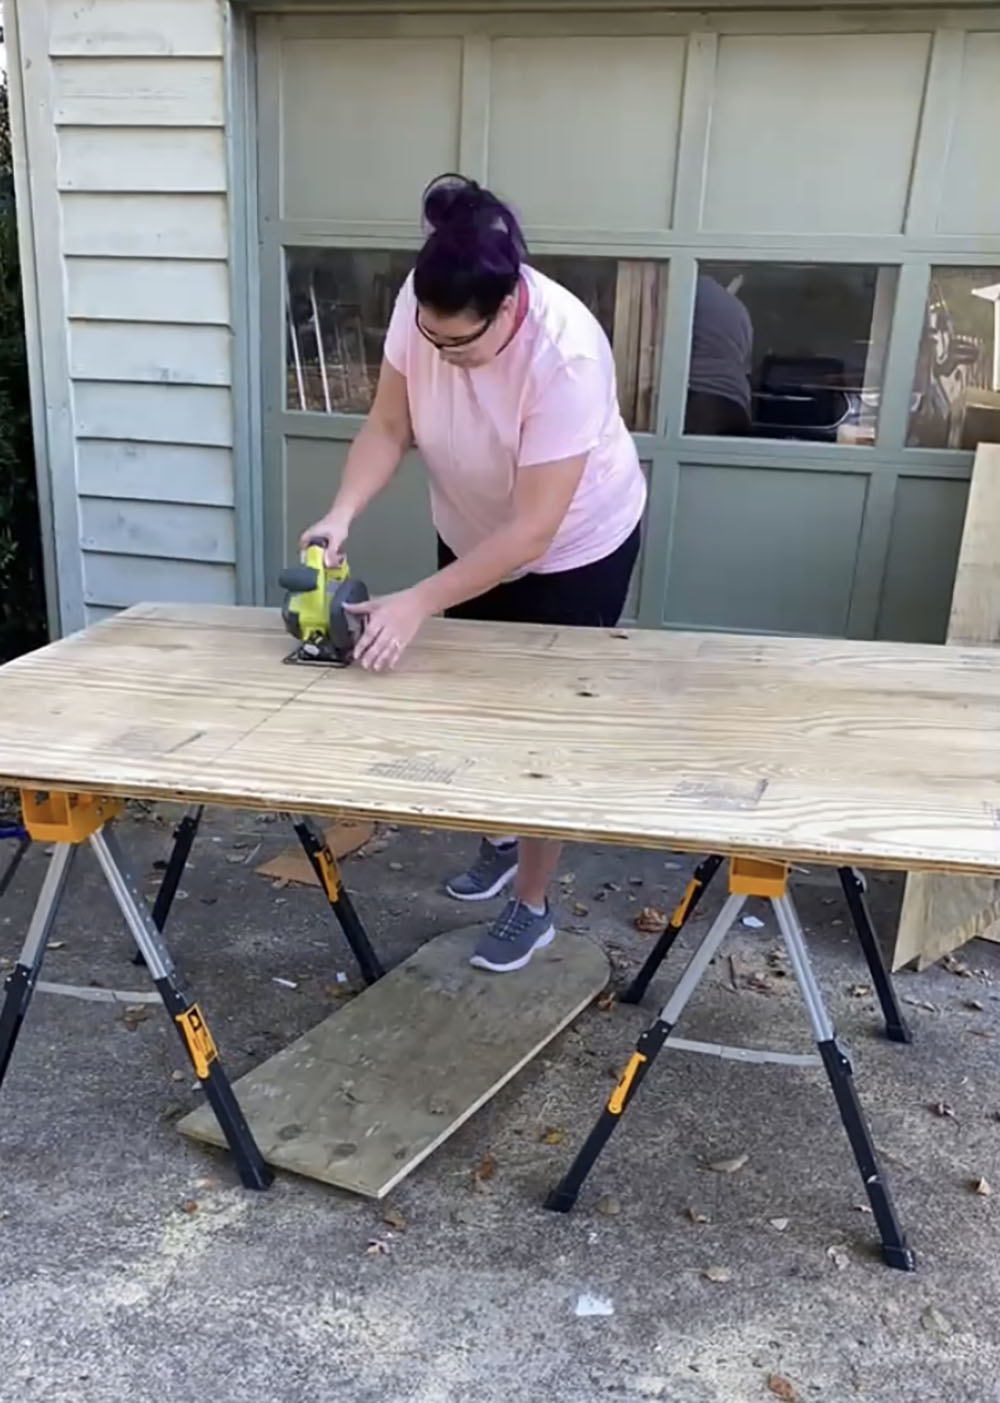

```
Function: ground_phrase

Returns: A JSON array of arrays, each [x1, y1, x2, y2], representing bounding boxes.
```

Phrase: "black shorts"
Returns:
[[436, 523, 641, 627]]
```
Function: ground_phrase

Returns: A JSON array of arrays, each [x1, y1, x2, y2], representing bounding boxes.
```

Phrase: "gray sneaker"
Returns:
[[470, 900, 556, 973], [446, 838, 518, 902]]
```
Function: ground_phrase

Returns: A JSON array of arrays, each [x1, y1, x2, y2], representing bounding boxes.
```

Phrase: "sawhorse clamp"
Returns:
[[0, 791, 273, 1191], [546, 857, 916, 1272]]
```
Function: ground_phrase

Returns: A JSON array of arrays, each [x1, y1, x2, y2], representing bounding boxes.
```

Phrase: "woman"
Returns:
[[301, 174, 646, 974]]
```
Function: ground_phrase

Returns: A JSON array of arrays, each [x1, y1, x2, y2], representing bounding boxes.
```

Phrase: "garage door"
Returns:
[[255, 9, 1000, 639]]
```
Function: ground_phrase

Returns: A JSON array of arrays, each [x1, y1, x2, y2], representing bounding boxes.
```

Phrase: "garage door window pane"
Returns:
[[286, 248, 413, 414], [907, 267, 1000, 449], [686, 263, 897, 445], [286, 247, 666, 431], [531, 257, 667, 432]]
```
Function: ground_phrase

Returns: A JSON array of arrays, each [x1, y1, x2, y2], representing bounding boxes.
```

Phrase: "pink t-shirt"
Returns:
[[382, 266, 646, 575]]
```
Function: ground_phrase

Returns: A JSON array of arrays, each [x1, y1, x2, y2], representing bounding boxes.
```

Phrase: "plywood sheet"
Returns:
[[0, 604, 999, 877], [177, 926, 609, 1197], [893, 443, 1000, 970]]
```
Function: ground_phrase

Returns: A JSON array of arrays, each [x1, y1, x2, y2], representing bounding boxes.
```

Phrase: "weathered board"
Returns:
[[178, 926, 609, 1197], [0, 604, 999, 877], [893, 443, 1000, 971]]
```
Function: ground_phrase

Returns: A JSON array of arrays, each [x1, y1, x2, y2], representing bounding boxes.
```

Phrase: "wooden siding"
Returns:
[[47, 0, 236, 619]]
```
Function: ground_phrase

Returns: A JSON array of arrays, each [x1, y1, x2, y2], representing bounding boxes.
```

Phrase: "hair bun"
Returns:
[[422, 174, 492, 234]]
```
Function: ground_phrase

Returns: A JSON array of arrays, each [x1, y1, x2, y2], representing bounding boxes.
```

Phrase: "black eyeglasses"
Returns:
[[415, 305, 496, 351]]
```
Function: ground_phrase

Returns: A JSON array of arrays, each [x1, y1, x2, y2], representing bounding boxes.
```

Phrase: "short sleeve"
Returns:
[[382, 275, 414, 375], [518, 357, 607, 468]]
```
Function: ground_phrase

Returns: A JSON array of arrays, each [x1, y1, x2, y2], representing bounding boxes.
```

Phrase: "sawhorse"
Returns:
[[130, 805, 383, 987], [546, 856, 916, 1272], [0, 791, 383, 1189]]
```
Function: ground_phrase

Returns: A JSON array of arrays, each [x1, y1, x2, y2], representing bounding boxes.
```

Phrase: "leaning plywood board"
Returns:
[[893, 443, 1000, 971], [255, 819, 375, 886], [178, 926, 609, 1197]]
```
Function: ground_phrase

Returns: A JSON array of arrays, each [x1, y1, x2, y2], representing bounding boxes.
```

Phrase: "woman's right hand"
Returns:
[[298, 511, 352, 567]]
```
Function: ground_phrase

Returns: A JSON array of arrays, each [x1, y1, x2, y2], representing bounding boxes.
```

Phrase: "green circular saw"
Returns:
[[278, 537, 369, 666]]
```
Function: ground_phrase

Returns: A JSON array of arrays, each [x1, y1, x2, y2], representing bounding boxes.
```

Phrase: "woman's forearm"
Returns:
[[415, 520, 549, 617]]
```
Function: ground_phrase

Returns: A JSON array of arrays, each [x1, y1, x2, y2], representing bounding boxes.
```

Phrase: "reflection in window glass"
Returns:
[[286, 248, 413, 414], [531, 257, 667, 432], [285, 247, 666, 431], [687, 262, 898, 444], [907, 267, 1000, 449]]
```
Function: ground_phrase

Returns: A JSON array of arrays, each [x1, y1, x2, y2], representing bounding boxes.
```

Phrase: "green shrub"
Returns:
[[0, 68, 47, 663]]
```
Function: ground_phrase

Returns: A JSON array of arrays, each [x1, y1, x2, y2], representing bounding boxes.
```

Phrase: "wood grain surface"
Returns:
[[0, 602, 998, 876], [177, 925, 610, 1197]]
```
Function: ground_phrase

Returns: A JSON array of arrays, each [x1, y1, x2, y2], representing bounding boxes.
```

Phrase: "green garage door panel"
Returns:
[[875, 477, 970, 643], [279, 38, 462, 222], [664, 464, 867, 634], [283, 439, 436, 599]]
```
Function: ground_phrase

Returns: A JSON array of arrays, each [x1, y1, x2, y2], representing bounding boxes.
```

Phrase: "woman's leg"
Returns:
[[515, 838, 562, 911]]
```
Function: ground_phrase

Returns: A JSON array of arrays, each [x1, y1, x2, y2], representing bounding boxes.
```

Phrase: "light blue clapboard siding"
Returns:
[[74, 382, 233, 446], [76, 441, 234, 507], [70, 321, 232, 386], [79, 498, 236, 563], [83, 552, 236, 609], [40, 0, 237, 622], [61, 193, 229, 259]]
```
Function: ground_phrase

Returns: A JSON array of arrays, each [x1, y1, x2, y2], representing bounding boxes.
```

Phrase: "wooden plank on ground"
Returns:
[[893, 442, 1000, 971], [177, 926, 609, 1198]]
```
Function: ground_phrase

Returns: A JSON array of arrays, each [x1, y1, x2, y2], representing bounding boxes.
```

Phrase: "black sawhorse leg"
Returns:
[[622, 855, 724, 1005], [0, 829, 31, 903], [838, 867, 911, 1044], [133, 808, 385, 986], [132, 805, 204, 964], [289, 815, 384, 985], [0, 814, 272, 1190], [548, 860, 915, 1271]]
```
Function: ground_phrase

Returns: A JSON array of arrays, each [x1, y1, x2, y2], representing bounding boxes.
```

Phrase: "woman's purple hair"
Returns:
[[413, 173, 527, 319]]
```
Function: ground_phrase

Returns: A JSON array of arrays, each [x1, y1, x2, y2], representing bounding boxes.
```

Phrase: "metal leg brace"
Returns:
[[547, 878, 915, 1271], [0, 826, 272, 1191]]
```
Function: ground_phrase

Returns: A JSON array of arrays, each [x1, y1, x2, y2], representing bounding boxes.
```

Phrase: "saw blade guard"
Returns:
[[329, 577, 370, 657]]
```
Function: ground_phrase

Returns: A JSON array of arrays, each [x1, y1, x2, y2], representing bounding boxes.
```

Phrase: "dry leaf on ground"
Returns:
[[930, 1101, 956, 1119], [971, 1177, 993, 1196], [849, 984, 873, 998], [596, 1194, 621, 1218], [473, 1151, 497, 1185], [685, 1207, 711, 1225], [706, 1152, 749, 1175], [365, 1238, 390, 1257], [541, 1127, 566, 1146], [382, 1206, 407, 1232], [827, 1244, 850, 1270], [701, 1266, 731, 1283], [595, 989, 617, 1012], [767, 1374, 801, 1402], [572, 902, 590, 917], [768, 1217, 790, 1232], [635, 907, 668, 935]]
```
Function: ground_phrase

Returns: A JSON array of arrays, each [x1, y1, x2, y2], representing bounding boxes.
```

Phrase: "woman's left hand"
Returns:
[[343, 587, 430, 671]]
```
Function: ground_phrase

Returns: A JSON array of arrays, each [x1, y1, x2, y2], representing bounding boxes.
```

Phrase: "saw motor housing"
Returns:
[[279, 539, 369, 666]]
